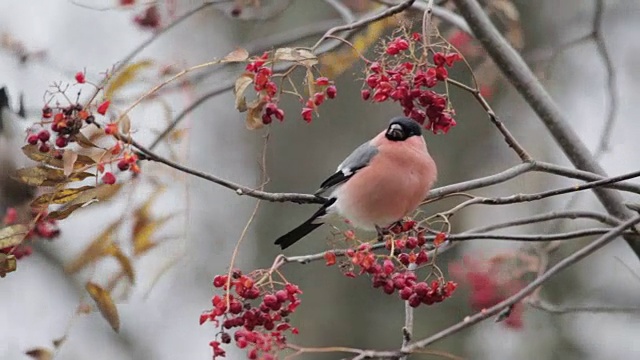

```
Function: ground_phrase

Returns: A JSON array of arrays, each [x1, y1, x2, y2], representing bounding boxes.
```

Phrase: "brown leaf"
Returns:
[[73, 132, 100, 148], [274, 47, 317, 66], [245, 98, 267, 130], [31, 186, 95, 207], [0, 253, 17, 278], [234, 73, 254, 112], [22, 145, 95, 169], [85, 282, 120, 332], [221, 48, 249, 62], [13, 166, 94, 186], [25, 348, 53, 360], [110, 246, 135, 283], [120, 114, 131, 134], [0, 224, 29, 249], [64, 221, 120, 274], [133, 214, 172, 256], [52, 336, 67, 348], [62, 150, 79, 176], [47, 183, 123, 220]]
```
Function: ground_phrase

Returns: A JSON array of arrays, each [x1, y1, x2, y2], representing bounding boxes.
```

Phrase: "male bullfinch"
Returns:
[[274, 116, 437, 250]]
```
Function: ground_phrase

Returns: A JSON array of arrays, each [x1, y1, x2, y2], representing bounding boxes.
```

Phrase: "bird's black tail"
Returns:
[[274, 198, 336, 250]]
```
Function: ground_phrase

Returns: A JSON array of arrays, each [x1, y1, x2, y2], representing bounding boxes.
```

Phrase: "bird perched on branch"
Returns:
[[274, 116, 437, 250]]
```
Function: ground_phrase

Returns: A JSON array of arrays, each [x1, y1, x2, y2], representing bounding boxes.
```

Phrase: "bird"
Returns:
[[274, 116, 438, 250]]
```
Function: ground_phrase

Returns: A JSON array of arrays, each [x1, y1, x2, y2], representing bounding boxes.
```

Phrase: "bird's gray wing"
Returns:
[[314, 141, 379, 196]]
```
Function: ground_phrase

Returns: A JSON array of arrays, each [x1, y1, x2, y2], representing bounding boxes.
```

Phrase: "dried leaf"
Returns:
[[31, 186, 95, 207], [0, 224, 29, 249], [105, 60, 154, 99], [22, 145, 95, 169], [47, 183, 123, 220], [274, 47, 317, 66], [13, 166, 94, 186], [73, 132, 100, 148], [25, 348, 53, 360], [85, 282, 120, 332], [221, 48, 249, 62], [120, 114, 131, 134], [64, 221, 120, 274], [245, 98, 266, 130], [62, 150, 79, 177], [234, 73, 254, 112], [0, 253, 17, 278], [110, 246, 135, 283], [133, 214, 172, 256]]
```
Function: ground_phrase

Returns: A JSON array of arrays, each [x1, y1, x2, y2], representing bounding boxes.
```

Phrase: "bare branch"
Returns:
[[451, 0, 640, 257], [528, 299, 640, 315], [469, 210, 621, 233], [403, 215, 640, 352]]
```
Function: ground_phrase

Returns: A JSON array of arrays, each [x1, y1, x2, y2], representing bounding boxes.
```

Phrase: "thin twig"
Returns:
[[528, 298, 640, 315]]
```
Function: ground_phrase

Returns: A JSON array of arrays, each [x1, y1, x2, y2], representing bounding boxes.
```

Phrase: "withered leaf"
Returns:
[[25, 348, 53, 360], [52, 336, 67, 348], [234, 73, 254, 113], [22, 145, 95, 169], [64, 220, 120, 274], [120, 114, 131, 134], [31, 186, 95, 207], [47, 183, 123, 220], [13, 166, 94, 186], [85, 282, 120, 332], [245, 98, 267, 130], [110, 245, 135, 284], [73, 132, 100, 149], [274, 47, 317, 66], [62, 150, 79, 176], [133, 214, 172, 256], [221, 48, 249, 63], [0, 253, 17, 278], [0, 224, 29, 249]]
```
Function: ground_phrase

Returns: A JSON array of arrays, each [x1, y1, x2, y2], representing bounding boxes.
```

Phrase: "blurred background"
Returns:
[[1, 0, 640, 359]]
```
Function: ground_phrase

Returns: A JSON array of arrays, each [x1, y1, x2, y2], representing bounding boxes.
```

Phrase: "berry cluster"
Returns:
[[202, 270, 301, 359], [1, 207, 60, 259], [326, 221, 457, 308], [361, 33, 462, 134], [244, 53, 336, 125]]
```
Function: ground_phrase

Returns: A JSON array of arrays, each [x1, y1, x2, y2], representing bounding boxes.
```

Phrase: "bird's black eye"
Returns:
[[386, 124, 406, 141]]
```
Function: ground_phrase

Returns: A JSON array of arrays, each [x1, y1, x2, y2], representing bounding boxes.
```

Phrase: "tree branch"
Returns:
[[403, 214, 640, 352], [451, 0, 640, 257]]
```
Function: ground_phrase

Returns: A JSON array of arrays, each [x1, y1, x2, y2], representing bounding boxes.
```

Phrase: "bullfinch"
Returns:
[[274, 116, 437, 250]]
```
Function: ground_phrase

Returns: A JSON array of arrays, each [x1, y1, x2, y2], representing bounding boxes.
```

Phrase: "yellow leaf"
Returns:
[[0, 253, 17, 278], [110, 246, 135, 283], [85, 282, 120, 332], [31, 186, 95, 207], [234, 73, 254, 112], [0, 224, 29, 249], [13, 166, 94, 186], [22, 145, 95, 169], [25, 348, 53, 360], [274, 47, 317, 66], [133, 214, 172, 256], [47, 183, 123, 220], [221, 48, 249, 62], [105, 60, 154, 100], [64, 221, 120, 274]]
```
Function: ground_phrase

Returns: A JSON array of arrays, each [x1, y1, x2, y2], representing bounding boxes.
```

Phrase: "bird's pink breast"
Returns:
[[333, 134, 437, 230]]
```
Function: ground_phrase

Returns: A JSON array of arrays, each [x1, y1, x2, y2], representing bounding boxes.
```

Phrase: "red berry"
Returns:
[[433, 52, 446, 66], [435, 66, 448, 81], [39, 143, 50, 153], [55, 136, 68, 148], [386, 44, 399, 55], [398, 253, 410, 266], [97, 100, 110, 115], [326, 85, 337, 99], [411, 32, 422, 42], [383, 259, 395, 275], [313, 92, 325, 106], [102, 172, 116, 185], [315, 77, 330, 86], [395, 38, 409, 51], [117, 160, 130, 171], [275, 290, 288, 303], [361, 89, 371, 100], [405, 237, 418, 249], [229, 301, 242, 314], [301, 107, 313, 123], [324, 251, 337, 266], [42, 106, 52, 118], [27, 134, 39, 145], [75, 71, 86, 83], [261, 113, 273, 125], [263, 294, 278, 308], [37, 130, 50, 142], [414, 282, 429, 297], [220, 332, 231, 344], [408, 294, 421, 307], [366, 74, 379, 88], [445, 53, 462, 66], [399, 287, 413, 300], [213, 275, 227, 288]]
